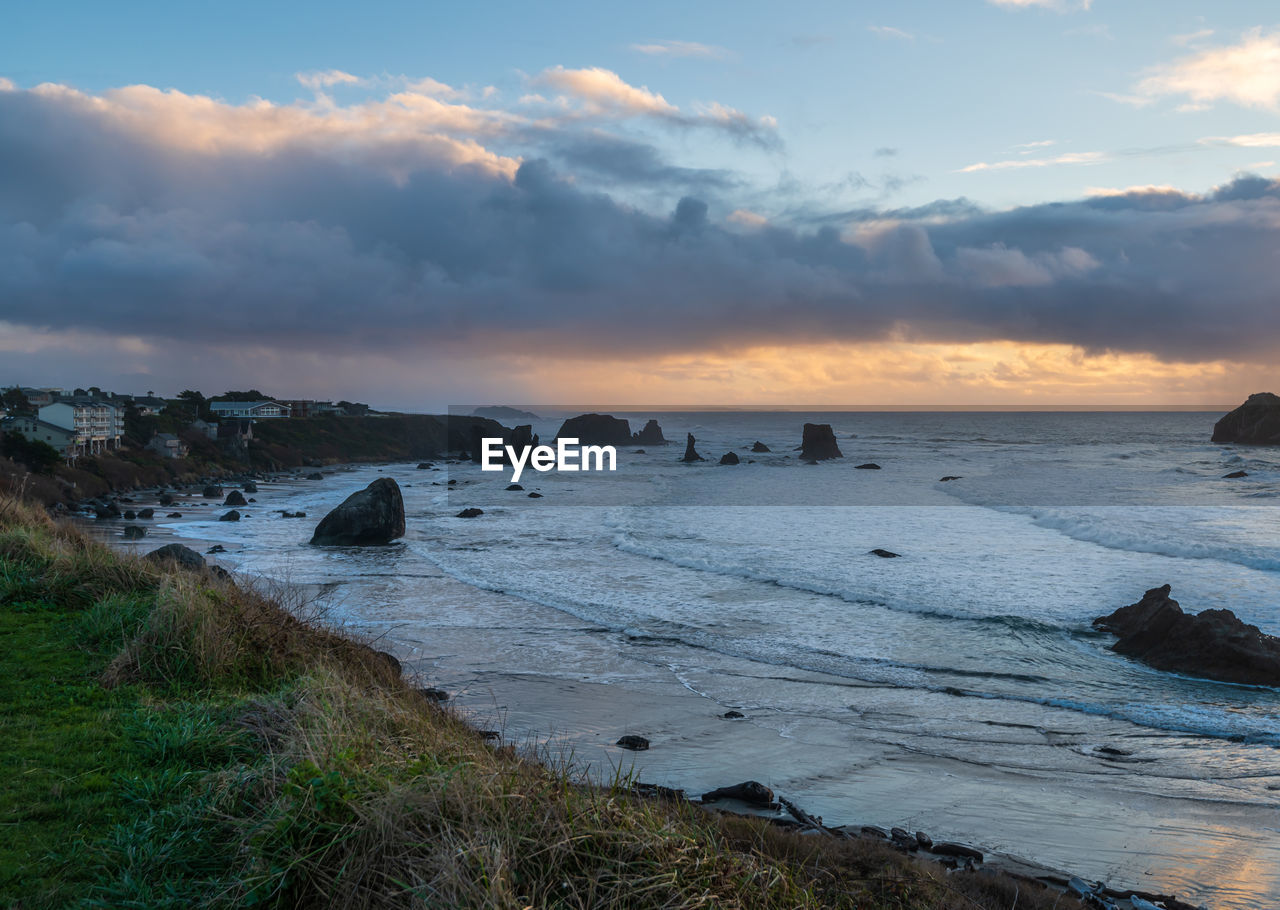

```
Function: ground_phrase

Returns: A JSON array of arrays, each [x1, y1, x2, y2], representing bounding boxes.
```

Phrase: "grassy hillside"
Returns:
[[0, 496, 1081, 909]]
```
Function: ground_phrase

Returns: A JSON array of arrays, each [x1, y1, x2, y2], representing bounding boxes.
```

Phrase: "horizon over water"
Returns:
[[116, 409, 1280, 909]]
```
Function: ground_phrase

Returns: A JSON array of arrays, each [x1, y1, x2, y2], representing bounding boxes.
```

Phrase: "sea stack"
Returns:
[[800, 423, 843, 460], [1093, 584, 1280, 686], [554, 413, 633, 446], [633, 419, 668, 446], [682, 433, 704, 462], [310, 477, 406, 546], [1212, 392, 1280, 444]]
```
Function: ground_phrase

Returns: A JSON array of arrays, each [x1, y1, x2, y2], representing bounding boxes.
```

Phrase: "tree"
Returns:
[[214, 390, 271, 402], [1, 434, 61, 474], [175, 389, 211, 421], [1, 388, 32, 415]]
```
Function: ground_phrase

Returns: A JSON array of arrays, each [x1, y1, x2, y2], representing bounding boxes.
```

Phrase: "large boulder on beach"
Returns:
[[202, 485, 223, 498], [681, 433, 704, 462], [554, 413, 633, 446], [633, 419, 668, 446], [223, 490, 247, 507], [1093, 584, 1280, 686], [701, 781, 774, 808], [309, 478, 406, 546], [800, 423, 843, 461], [1212, 392, 1280, 444], [144, 544, 205, 571]]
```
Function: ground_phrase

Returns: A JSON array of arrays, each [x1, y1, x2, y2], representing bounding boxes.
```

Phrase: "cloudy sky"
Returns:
[[2, 0, 1279, 407]]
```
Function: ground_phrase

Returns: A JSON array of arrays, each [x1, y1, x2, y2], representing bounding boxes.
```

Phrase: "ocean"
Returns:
[[111, 411, 1280, 908]]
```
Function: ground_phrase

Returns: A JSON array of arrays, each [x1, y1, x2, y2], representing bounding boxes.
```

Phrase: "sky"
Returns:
[[1, 0, 1279, 408]]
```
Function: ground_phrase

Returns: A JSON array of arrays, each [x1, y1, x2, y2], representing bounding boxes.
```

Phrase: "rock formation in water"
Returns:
[[310, 478, 406, 546], [633, 419, 668, 446], [1212, 392, 1280, 444], [223, 490, 247, 507], [554, 413, 633, 446], [719, 451, 740, 465], [1093, 584, 1280, 686], [800, 423, 843, 461], [682, 433, 704, 462], [750, 441, 770, 453]]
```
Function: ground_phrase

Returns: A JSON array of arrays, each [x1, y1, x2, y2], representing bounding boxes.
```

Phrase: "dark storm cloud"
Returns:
[[3, 85, 1280, 365]]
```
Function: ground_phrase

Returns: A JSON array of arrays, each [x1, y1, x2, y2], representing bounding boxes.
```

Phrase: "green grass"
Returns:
[[0, 496, 1084, 909]]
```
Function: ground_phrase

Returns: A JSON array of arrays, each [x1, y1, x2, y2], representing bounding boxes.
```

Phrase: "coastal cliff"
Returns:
[[0, 494, 1087, 910]]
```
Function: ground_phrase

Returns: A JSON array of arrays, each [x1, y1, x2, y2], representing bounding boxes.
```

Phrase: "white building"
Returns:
[[39, 400, 123, 455], [209, 400, 291, 419]]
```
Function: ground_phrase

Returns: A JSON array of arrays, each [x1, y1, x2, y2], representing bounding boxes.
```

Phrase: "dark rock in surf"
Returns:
[[123, 510, 136, 520], [456, 508, 484, 518], [870, 549, 900, 558], [207, 544, 225, 554], [219, 510, 241, 522], [527, 492, 543, 498], [751, 441, 770, 453], [145, 544, 205, 571], [701, 781, 773, 808], [931, 842, 984, 862], [722, 710, 745, 719], [800, 423, 842, 461], [158, 492, 174, 506], [633, 419, 668, 446], [719, 451, 740, 465], [122, 525, 146, 539], [1212, 392, 1280, 444], [137, 508, 154, 519], [417, 462, 433, 469], [1223, 470, 1249, 479], [1093, 584, 1280, 686], [309, 478, 406, 546], [939, 476, 962, 482], [555, 413, 633, 446], [682, 434, 704, 462], [243, 481, 258, 493], [855, 463, 881, 470], [202, 485, 223, 498], [616, 734, 650, 751], [224, 490, 248, 507], [166, 512, 183, 518], [506, 483, 524, 491]]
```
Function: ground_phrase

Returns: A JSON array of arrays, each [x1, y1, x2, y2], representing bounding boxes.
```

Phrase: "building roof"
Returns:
[[209, 400, 287, 410]]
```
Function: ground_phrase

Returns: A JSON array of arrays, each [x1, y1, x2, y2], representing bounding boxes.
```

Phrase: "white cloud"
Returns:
[[959, 151, 1106, 172], [1171, 29, 1214, 47], [296, 69, 364, 91], [534, 65, 677, 117], [529, 66, 780, 147], [868, 25, 914, 41], [987, 0, 1093, 11], [1014, 139, 1058, 152], [630, 40, 727, 59], [1135, 28, 1280, 111], [1202, 132, 1280, 148], [1085, 184, 1181, 197]]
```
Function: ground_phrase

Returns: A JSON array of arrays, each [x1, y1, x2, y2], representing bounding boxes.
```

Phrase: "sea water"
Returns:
[[133, 411, 1280, 908]]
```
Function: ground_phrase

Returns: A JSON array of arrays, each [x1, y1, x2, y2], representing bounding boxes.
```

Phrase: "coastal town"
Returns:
[[0, 385, 373, 463]]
